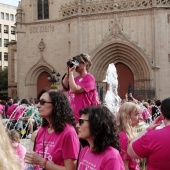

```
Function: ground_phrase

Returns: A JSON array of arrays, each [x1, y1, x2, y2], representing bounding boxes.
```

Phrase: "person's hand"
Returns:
[[129, 93, 132, 97], [25, 151, 44, 166], [68, 64, 77, 73], [148, 115, 164, 130]]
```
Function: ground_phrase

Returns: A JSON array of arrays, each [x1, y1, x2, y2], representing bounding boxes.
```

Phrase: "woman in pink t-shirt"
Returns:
[[117, 102, 141, 170], [62, 53, 99, 123], [77, 106, 125, 170], [25, 90, 79, 170]]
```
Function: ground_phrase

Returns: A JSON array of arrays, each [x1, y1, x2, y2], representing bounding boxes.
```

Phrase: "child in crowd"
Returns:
[[7, 129, 27, 170], [117, 102, 141, 170]]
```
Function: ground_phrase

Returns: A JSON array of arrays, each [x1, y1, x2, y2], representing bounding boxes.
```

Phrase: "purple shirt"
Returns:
[[68, 73, 99, 122], [78, 146, 125, 170]]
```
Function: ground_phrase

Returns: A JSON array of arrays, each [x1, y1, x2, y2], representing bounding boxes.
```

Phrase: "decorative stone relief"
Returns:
[[38, 39, 46, 51], [60, 0, 170, 19], [91, 14, 130, 51], [109, 15, 126, 40]]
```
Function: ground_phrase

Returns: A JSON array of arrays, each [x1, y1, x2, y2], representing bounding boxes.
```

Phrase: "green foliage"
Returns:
[[50, 84, 57, 89], [0, 67, 8, 91]]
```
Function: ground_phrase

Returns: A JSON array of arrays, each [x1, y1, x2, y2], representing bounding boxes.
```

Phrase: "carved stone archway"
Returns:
[[90, 42, 152, 99], [24, 58, 58, 99]]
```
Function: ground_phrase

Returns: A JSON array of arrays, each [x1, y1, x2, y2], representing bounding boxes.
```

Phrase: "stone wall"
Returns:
[[11, 0, 170, 100]]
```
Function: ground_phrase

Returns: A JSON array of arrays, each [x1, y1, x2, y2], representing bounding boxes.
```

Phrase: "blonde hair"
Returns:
[[0, 117, 21, 170], [117, 102, 141, 141], [75, 53, 92, 71], [7, 129, 20, 142]]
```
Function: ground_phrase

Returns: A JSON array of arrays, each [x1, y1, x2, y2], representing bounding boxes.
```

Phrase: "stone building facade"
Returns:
[[8, 0, 170, 100]]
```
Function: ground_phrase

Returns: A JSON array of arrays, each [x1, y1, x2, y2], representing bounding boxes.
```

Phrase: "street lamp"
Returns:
[[47, 70, 60, 86]]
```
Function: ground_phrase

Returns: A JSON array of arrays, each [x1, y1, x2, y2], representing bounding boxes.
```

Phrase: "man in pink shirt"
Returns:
[[128, 97, 170, 170]]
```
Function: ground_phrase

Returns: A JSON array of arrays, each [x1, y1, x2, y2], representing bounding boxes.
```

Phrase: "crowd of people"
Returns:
[[0, 53, 170, 170]]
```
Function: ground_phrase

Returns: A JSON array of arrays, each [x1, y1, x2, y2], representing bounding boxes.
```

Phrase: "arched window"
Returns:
[[38, 0, 49, 20]]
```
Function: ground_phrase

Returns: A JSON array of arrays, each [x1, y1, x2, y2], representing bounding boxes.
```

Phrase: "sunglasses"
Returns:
[[38, 100, 52, 105], [79, 118, 89, 125], [79, 61, 85, 64]]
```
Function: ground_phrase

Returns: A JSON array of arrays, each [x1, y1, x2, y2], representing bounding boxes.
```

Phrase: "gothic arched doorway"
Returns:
[[115, 62, 134, 99], [90, 42, 151, 101], [37, 71, 51, 95]]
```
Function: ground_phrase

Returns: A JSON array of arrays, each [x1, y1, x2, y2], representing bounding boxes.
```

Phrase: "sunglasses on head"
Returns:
[[79, 118, 89, 125], [38, 100, 52, 105]]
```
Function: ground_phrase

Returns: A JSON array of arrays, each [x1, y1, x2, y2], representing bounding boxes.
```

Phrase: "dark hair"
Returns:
[[38, 89, 77, 133], [6, 97, 12, 101], [13, 98, 20, 104], [161, 97, 170, 120], [0, 100, 6, 105], [155, 100, 161, 106], [79, 105, 120, 153], [20, 99, 31, 106], [147, 99, 151, 104]]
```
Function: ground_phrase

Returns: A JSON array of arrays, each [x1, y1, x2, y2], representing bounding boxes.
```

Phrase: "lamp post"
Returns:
[[47, 70, 60, 89]]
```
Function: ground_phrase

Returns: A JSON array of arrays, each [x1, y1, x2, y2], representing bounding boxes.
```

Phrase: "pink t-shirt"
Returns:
[[142, 109, 151, 120], [15, 143, 27, 170], [6, 104, 25, 120], [68, 73, 99, 122], [78, 146, 125, 170], [34, 124, 79, 170], [132, 126, 170, 170], [119, 131, 140, 170]]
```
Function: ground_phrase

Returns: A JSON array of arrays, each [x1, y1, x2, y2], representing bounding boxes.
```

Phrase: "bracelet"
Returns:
[[42, 159, 47, 169]]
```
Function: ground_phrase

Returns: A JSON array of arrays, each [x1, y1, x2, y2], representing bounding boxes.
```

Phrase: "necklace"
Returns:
[[42, 128, 54, 159]]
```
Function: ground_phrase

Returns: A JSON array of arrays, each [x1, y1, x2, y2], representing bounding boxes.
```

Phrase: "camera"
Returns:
[[67, 57, 79, 68]]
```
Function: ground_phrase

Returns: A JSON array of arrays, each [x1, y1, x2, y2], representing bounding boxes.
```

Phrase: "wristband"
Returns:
[[42, 159, 47, 169]]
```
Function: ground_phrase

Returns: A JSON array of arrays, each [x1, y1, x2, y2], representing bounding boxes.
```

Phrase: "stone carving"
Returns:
[[38, 39, 46, 51], [16, 2, 25, 23], [60, 0, 170, 18], [109, 15, 125, 40]]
